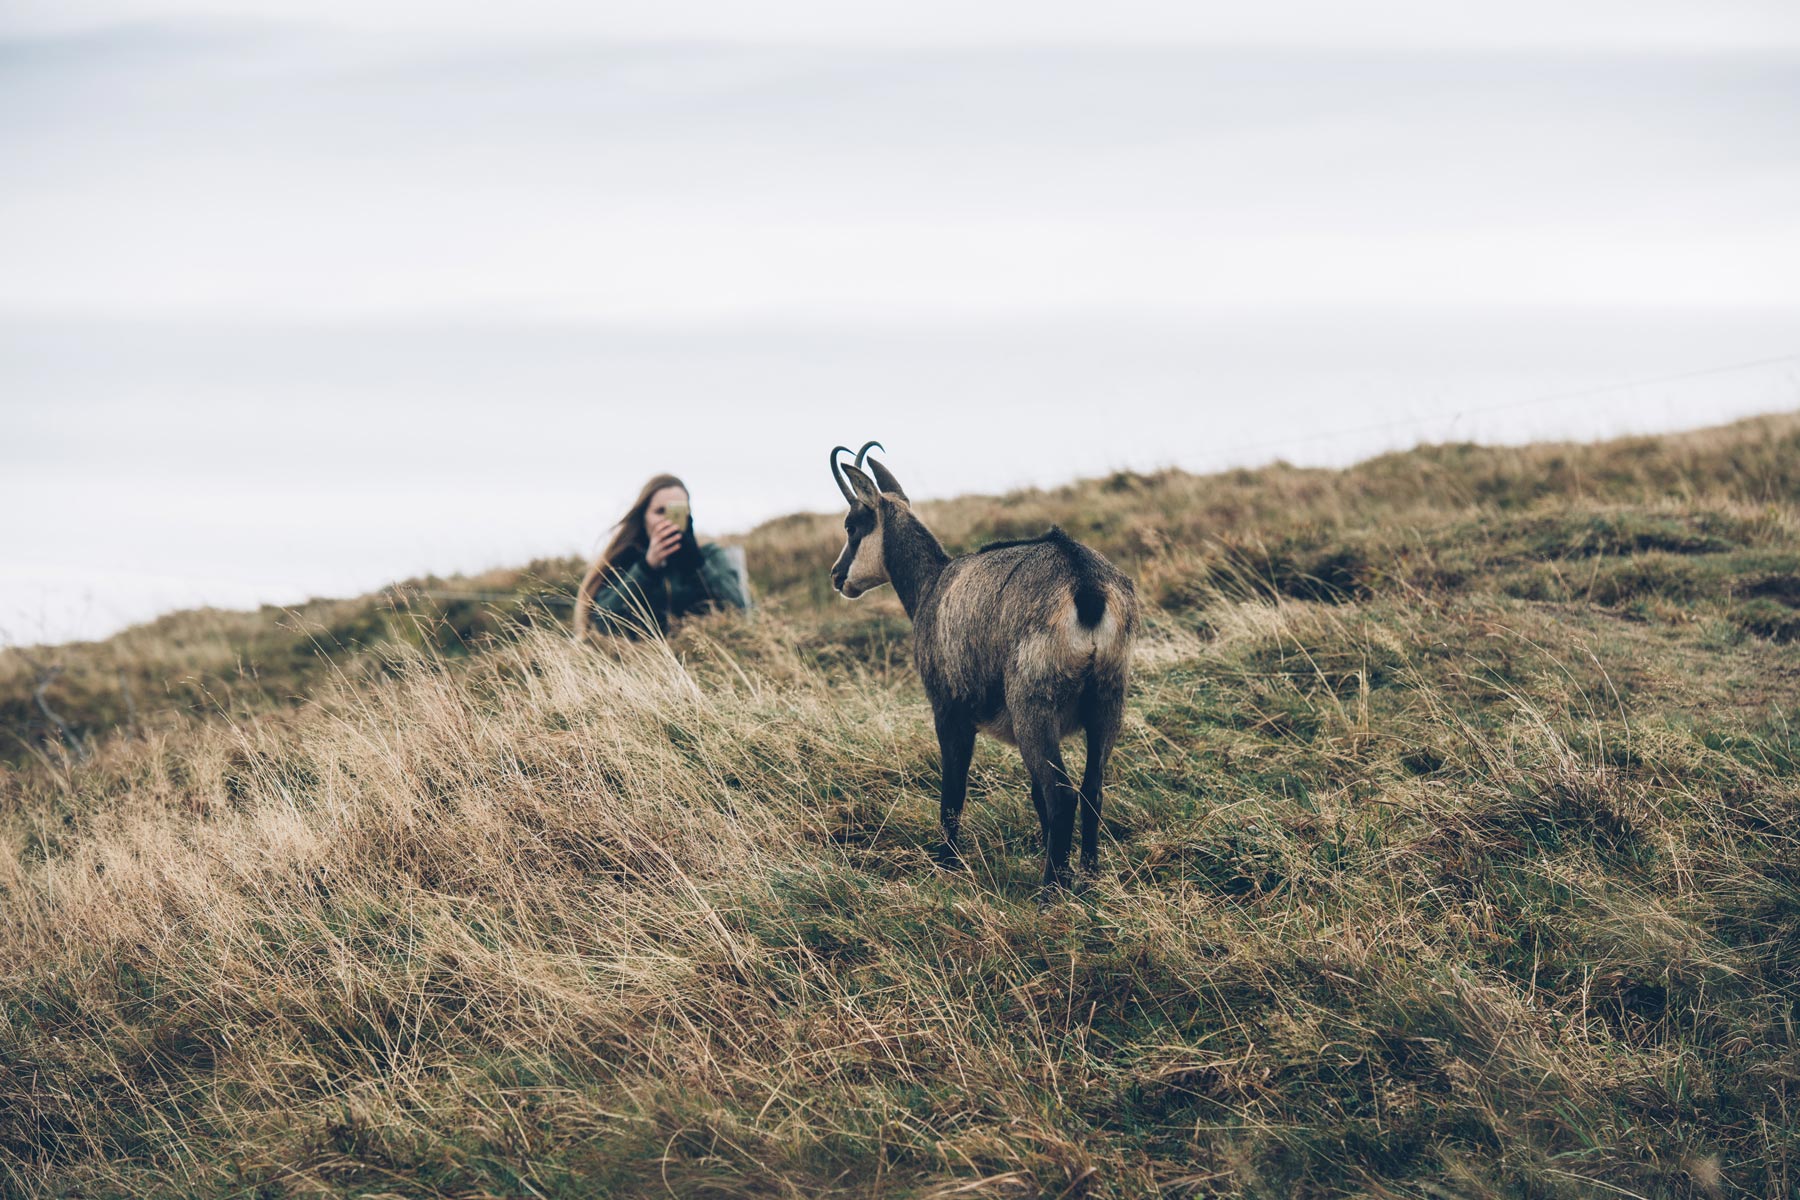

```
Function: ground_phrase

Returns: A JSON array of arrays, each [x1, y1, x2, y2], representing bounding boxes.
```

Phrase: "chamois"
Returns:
[[829, 442, 1138, 893]]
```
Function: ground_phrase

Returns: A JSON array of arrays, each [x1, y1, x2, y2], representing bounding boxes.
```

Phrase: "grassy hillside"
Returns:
[[3, 414, 1799, 1197]]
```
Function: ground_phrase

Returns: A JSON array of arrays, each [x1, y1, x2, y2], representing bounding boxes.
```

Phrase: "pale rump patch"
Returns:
[[1031, 593, 1127, 675], [1011, 608, 1122, 684], [970, 586, 1130, 749], [1061, 593, 1125, 656]]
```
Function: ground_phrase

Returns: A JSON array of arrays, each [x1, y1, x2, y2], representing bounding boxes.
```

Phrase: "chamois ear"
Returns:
[[866, 457, 908, 501], [840, 462, 881, 506]]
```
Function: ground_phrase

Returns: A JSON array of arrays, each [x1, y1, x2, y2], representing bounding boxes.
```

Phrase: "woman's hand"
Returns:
[[644, 516, 683, 569]]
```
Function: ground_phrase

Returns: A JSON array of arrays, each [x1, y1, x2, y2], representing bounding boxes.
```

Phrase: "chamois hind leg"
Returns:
[[1029, 777, 1048, 845], [933, 707, 977, 871], [1079, 687, 1125, 876], [1019, 720, 1079, 893]]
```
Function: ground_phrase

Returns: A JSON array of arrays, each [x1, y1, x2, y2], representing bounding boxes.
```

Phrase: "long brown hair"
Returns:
[[573, 474, 688, 636]]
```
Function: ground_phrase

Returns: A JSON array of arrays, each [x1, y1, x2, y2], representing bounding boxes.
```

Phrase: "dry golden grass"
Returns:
[[4, 413, 1800, 1197]]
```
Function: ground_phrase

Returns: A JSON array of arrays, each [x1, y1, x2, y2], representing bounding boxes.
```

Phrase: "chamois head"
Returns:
[[829, 440, 909, 599]]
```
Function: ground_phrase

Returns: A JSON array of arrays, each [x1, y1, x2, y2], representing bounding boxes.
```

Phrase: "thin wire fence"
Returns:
[[385, 589, 576, 607], [401, 349, 1799, 606], [1212, 351, 1800, 462], [9, 348, 1796, 624]]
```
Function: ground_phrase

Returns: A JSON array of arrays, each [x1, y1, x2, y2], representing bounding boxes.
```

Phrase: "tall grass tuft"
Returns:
[[4, 412, 1799, 1197]]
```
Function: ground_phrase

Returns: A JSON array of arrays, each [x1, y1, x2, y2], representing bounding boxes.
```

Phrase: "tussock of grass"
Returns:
[[3, 413, 1800, 1197]]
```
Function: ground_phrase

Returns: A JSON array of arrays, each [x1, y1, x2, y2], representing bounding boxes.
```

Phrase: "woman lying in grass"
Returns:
[[573, 473, 748, 638]]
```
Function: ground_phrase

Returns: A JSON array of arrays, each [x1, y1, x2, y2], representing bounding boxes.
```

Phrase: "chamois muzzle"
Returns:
[[829, 535, 861, 596]]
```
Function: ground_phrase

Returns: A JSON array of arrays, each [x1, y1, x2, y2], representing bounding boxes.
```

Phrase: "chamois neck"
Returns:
[[882, 502, 949, 617]]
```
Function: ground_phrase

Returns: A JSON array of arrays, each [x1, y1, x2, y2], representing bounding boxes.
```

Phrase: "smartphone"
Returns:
[[663, 501, 689, 529]]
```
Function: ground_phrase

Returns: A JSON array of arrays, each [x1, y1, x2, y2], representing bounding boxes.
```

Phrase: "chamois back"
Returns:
[[978, 527, 1107, 628]]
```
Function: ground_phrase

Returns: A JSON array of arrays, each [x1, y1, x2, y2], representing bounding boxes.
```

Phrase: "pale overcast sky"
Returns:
[[6, 0, 1800, 50], [3, 3, 1798, 643]]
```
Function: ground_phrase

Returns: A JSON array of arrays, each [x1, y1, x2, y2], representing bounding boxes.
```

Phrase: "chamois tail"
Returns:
[[1046, 527, 1107, 629]]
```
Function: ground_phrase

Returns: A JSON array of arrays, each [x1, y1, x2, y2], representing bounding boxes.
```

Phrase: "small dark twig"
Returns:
[[18, 652, 90, 762], [118, 668, 140, 735]]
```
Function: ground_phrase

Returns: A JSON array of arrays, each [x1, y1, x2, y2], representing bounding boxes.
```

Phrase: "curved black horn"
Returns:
[[853, 440, 885, 469], [829, 445, 858, 505]]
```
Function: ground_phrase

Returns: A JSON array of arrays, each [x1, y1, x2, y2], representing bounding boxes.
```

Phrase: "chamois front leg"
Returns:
[[933, 708, 976, 871]]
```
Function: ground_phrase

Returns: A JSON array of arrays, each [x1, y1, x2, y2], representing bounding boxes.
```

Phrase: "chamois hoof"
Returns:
[[1037, 867, 1079, 904], [933, 843, 966, 871]]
